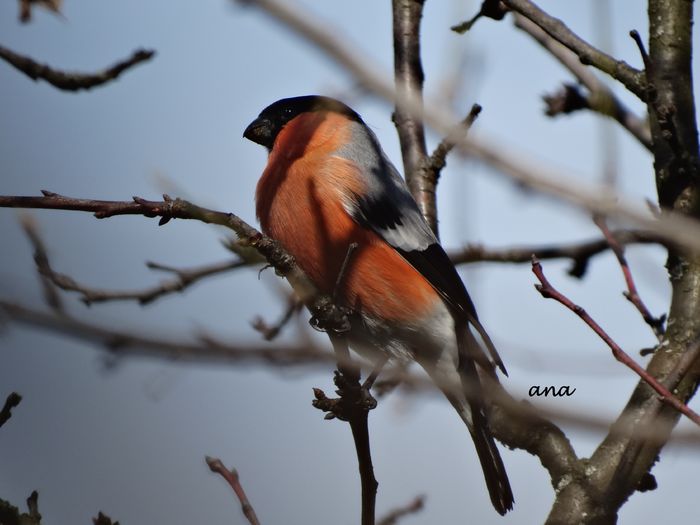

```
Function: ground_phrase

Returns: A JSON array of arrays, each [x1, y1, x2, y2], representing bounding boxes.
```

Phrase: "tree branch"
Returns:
[[1, 299, 337, 368], [312, 335, 379, 525], [501, 0, 646, 99], [391, 0, 434, 233], [544, 3, 700, 522], [0, 45, 154, 91], [448, 229, 663, 277], [594, 217, 665, 340], [0, 191, 355, 330], [206, 457, 262, 525], [417, 104, 482, 186], [377, 495, 425, 525], [21, 213, 251, 306], [513, 14, 652, 150], [532, 258, 700, 426]]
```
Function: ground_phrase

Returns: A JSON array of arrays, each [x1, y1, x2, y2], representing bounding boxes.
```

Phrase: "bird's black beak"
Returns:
[[243, 117, 274, 150]]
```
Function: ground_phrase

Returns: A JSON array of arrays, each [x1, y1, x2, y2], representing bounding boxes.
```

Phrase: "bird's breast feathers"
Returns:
[[255, 112, 440, 322]]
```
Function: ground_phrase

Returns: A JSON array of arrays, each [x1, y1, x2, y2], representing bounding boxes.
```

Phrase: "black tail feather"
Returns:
[[455, 322, 514, 515], [470, 417, 514, 515]]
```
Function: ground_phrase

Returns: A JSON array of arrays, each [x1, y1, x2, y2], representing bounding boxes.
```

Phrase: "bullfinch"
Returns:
[[244, 95, 514, 515]]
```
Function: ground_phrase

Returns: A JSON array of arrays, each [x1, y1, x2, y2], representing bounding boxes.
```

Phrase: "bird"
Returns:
[[243, 95, 514, 515]]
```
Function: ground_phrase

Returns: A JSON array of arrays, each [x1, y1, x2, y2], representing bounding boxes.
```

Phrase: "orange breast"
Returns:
[[256, 112, 438, 321]]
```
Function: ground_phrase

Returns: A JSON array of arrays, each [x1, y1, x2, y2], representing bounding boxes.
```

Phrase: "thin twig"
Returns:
[[251, 294, 303, 341], [0, 300, 333, 368], [502, 0, 646, 99], [0, 392, 22, 429], [594, 217, 665, 340], [206, 457, 262, 525], [20, 215, 64, 312], [513, 14, 652, 150], [0, 45, 154, 91], [451, 0, 508, 34], [22, 213, 250, 306], [377, 495, 426, 525], [418, 104, 482, 184], [531, 257, 700, 427], [448, 229, 663, 277], [40, 254, 246, 306]]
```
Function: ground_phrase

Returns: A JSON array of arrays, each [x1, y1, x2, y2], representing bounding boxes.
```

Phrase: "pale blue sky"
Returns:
[[1, 1, 698, 524]]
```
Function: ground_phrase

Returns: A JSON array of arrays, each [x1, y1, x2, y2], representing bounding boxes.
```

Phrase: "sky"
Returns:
[[1, 1, 698, 524]]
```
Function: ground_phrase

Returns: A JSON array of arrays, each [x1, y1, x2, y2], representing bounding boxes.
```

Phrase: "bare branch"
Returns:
[[22, 213, 250, 306], [449, 229, 663, 278], [392, 0, 433, 232], [377, 495, 425, 525], [513, 14, 652, 150], [20, 215, 64, 312], [1, 300, 333, 368], [594, 217, 665, 340], [0, 392, 22, 429], [251, 294, 303, 340], [418, 104, 482, 186], [313, 334, 378, 525], [33, 249, 248, 306], [0, 191, 357, 333], [451, 0, 508, 34], [532, 258, 700, 426], [206, 457, 262, 525], [0, 45, 154, 91], [501, 0, 646, 99]]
